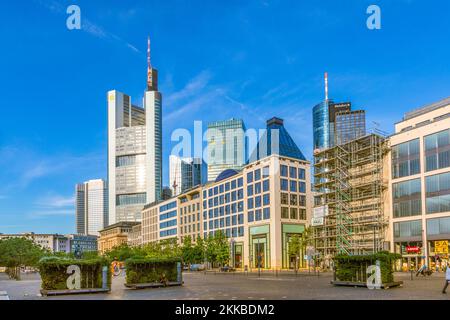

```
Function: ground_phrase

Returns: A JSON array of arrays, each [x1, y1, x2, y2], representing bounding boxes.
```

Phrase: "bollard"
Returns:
[[102, 266, 108, 290]]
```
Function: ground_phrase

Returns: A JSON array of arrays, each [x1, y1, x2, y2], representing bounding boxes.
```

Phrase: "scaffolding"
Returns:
[[313, 134, 390, 256]]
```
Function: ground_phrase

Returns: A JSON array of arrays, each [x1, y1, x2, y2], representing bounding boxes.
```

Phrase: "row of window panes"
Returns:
[[160, 228, 177, 237], [204, 189, 244, 208], [247, 180, 270, 196], [248, 208, 270, 222], [281, 207, 307, 220], [204, 227, 244, 239], [247, 167, 270, 183], [247, 194, 270, 209], [160, 201, 177, 213], [203, 214, 244, 230], [160, 219, 177, 229], [203, 178, 244, 198], [281, 193, 306, 206], [281, 179, 307, 193], [203, 201, 245, 219], [116, 193, 147, 206], [280, 165, 306, 180]]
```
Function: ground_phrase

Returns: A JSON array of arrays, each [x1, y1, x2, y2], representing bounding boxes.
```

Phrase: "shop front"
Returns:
[[394, 241, 424, 271], [281, 224, 306, 269], [231, 241, 244, 269], [428, 239, 449, 272], [248, 225, 270, 270]]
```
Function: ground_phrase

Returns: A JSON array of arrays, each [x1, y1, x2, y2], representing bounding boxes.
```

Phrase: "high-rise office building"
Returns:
[[169, 155, 206, 196], [206, 118, 246, 182], [312, 73, 366, 152], [75, 179, 108, 236], [107, 37, 162, 224]]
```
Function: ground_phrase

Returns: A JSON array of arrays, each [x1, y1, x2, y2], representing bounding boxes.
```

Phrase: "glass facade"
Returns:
[[427, 217, 450, 236], [425, 172, 450, 214], [392, 179, 422, 218], [391, 139, 421, 179], [335, 110, 366, 146], [313, 101, 330, 150], [394, 220, 422, 238], [424, 129, 450, 172]]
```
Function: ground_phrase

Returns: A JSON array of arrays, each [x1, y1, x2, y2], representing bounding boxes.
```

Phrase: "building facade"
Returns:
[[75, 179, 108, 236], [0, 233, 71, 253], [67, 234, 98, 252], [128, 223, 142, 247], [388, 97, 450, 271], [98, 222, 140, 254], [142, 153, 312, 269], [107, 38, 162, 225], [206, 118, 246, 182]]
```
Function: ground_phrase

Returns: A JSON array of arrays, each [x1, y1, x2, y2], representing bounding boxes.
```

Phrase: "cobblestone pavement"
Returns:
[[1, 271, 449, 300]]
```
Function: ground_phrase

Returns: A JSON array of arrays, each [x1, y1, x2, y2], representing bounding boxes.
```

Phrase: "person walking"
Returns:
[[442, 265, 450, 294]]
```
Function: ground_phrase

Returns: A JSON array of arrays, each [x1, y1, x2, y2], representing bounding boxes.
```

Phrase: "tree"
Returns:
[[0, 237, 46, 280], [214, 231, 230, 267], [181, 236, 194, 266], [204, 234, 217, 267], [288, 235, 302, 270], [192, 237, 205, 264]]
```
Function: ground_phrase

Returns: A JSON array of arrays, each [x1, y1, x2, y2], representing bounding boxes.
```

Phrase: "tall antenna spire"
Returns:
[[147, 36, 151, 69], [324, 72, 329, 101]]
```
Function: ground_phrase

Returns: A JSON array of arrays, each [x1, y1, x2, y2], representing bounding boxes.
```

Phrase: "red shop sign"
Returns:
[[406, 246, 421, 254]]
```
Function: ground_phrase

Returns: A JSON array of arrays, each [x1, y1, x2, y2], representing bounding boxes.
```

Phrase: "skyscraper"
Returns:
[[107, 37, 162, 225], [312, 73, 366, 152], [75, 179, 108, 236], [169, 155, 206, 196], [206, 118, 246, 182]]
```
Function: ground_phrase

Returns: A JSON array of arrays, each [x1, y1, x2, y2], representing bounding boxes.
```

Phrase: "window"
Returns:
[[290, 180, 297, 192], [281, 193, 289, 205], [238, 177, 243, 187], [426, 172, 450, 214], [290, 208, 298, 219], [263, 179, 270, 192], [247, 185, 254, 196], [231, 191, 237, 201], [226, 217, 231, 227], [255, 196, 262, 208], [281, 165, 288, 177], [298, 168, 306, 180], [238, 201, 244, 212], [299, 195, 306, 207], [232, 215, 237, 226], [281, 179, 288, 191], [231, 180, 237, 189], [204, 222, 207, 231], [214, 186, 218, 195], [393, 179, 422, 218], [248, 198, 254, 209], [219, 184, 224, 193], [281, 207, 289, 219], [238, 227, 244, 237], [255, 169, 261, 181], [263, 166, 270, 178], [247, 172, 254, 183], [238, 214, 244, 225], [425, 129, 450, 172], [232, 228, 237, 237], [290, 194, 298, 206], [225, 182, 230, 191], [255, 182, 262, 194], [248, 211, 254, 222], [299, 209, 306, 220], [427, 217, 450, 236], [289, 167, 297, 179], [263, 208, 270, 220], [391, 139, 420, 179], [299, 181, 306, 193], [255, 209, 262, 221], [263, 194, 270, 206], [394, 220, 422, 238]]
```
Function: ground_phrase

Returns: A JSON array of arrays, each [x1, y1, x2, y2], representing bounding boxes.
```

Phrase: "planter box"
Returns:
[[125, 281, 183, 290], [40, 288, 110, 296], [331, 280, 403, 289]]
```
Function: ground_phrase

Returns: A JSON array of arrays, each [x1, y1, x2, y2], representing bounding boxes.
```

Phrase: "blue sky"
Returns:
[[0, 0, 449, 234]]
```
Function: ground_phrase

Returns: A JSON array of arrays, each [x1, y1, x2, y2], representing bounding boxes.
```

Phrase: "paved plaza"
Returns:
[[1, 271, 449, 300]]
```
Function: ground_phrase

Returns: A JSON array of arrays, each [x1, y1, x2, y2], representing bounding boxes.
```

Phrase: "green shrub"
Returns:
[[334, 251, 401, 283], [125, 257, 181, 284], [38, 256, 111, 290]]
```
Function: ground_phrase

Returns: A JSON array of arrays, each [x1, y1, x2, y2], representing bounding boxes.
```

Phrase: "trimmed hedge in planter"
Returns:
[[38, 256, 111, 290], [125, 257, 181, 285], [334, 251, 401, 284]]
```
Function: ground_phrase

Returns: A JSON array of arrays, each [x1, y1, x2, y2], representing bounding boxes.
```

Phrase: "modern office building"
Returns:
[[98, 221, 140, 254], [142, 117, 312, 270], [161, 186, 173, 200], [312, 73, 366, 152], [388, 97, 450, 271], [169, 155, 205, 196], [75, 179, 108, 236], [107, 37, 162, 224], [206, 118, 246, 182], [312, 134, 390, 258]]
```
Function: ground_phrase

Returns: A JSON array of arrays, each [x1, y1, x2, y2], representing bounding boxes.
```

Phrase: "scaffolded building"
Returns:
[[313, 134, 390, 256]]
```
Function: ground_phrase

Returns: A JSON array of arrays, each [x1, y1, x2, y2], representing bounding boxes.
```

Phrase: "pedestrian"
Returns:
[[442, 266, 450, 294]]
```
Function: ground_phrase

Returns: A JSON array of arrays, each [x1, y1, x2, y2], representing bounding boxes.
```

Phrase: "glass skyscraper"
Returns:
[[169, 155, 206, 196], [206, 118, 246, 182]]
